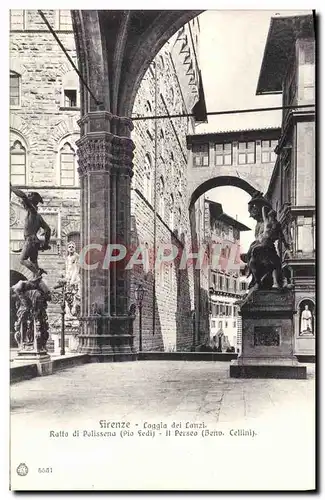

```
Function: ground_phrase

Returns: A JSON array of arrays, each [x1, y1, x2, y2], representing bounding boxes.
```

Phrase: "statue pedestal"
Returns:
[[230, 290, 307, 379], [13, 350, 52, 376]]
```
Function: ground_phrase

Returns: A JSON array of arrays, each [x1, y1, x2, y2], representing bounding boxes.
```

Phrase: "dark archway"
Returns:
[[10, 270, 27, 347]]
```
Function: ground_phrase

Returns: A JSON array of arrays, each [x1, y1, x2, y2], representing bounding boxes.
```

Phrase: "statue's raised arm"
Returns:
[[10, 184, 50, 278]]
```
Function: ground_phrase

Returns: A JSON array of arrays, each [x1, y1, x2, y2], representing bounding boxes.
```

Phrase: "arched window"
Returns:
[[158, 176, 165, 219], [145, 101, 153, 138], [145, 100, 152, 114], [67, 231, 81, 253], [60, 142, 76, 186], [10, 139, 26, 185], [143, 154, 152, 204], [169, 194, 174, 230], [159, 55, 165, 71], [10, 71, 20, 107], [160, 129, 165, 157], [170, 152, 174, 180]]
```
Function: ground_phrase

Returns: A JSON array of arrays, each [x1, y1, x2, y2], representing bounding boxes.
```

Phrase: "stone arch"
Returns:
[[71, 10, 203, 118], [61, 220, 81, 239], [10, 59, 27, 76], [10, 114, 34, 149], [49, 118, 80, 151], [189, 175, 262, 208]]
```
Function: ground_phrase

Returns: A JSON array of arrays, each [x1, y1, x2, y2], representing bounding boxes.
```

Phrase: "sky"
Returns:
[[195, 9, 312, 251]]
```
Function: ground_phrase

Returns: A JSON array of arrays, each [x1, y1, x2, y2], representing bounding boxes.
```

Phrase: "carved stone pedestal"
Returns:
[[230, 290, 307, 379], [13, 351, 52, 376]]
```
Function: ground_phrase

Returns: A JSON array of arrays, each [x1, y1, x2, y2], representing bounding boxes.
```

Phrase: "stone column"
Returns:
[[76, 111, 136, 360]]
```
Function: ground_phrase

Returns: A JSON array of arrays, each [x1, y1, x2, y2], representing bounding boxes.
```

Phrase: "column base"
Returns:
[[77, 330, 136, 359], [230, 357, 307, 379]]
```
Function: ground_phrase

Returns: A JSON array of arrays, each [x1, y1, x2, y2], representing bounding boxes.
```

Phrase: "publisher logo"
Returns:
[[16, 463, 29, 476]]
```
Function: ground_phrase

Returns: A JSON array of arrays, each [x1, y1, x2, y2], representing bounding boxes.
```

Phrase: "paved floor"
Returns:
[[10, 361, 316, 491]]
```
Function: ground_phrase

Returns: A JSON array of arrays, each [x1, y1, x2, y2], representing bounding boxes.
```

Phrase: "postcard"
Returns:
[[9, 8, 316, 491]]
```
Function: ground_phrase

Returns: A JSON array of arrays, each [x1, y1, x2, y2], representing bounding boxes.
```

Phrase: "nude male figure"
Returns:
[[10, 184, 51, 278]]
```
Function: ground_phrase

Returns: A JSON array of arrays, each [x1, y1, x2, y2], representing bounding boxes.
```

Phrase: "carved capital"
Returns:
[[76, 132, 134, 177]]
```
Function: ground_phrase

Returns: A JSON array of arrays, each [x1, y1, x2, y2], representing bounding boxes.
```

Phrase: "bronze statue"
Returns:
[[10, 184, 51, 279], [241, 193, 290, 291], [11, 277, 51, 351]]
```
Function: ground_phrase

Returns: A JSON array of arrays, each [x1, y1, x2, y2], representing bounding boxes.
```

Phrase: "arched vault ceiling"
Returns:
[[73, 10, 203, 117]]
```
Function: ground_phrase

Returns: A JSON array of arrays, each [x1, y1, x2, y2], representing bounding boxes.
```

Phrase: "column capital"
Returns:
[[78, 110, 133, 137], [76, 132, 135, 177]]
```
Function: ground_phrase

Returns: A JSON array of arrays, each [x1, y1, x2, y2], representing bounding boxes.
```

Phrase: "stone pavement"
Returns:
[[10, 361, 316, 491]]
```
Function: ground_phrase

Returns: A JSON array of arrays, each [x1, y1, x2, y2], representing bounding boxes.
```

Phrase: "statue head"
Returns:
[[67, 241, 77, 256], [248, 195, 272, 222], [305, 304, 309, 310], [27, 192, 44, 206]]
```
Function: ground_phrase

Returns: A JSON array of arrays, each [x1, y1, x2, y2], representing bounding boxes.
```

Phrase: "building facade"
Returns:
[[257, 14, 316, 356], [205, 200, 250, 351], [9, 10, 205, 352]]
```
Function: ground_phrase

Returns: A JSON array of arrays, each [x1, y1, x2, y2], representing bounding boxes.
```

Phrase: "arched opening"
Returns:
[[10, 270, 28, 348], [189, 175, 261, 209], [189, 178, 256, 351]]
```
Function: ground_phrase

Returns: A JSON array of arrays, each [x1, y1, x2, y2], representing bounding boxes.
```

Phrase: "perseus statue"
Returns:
[[10, 184, 51, 279], [241, 193, 290, 291]]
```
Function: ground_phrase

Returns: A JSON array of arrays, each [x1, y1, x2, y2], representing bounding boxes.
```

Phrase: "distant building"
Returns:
[[204, 199, 250, 351], [257, 14, 316, 357]]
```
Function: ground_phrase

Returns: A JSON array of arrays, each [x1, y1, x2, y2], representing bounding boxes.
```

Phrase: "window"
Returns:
[[143, 154, 152, 203], [212, 274, 216, 285], [68, 232, 81, 253], [178, 208, 182, 234], [241, 282, 247, 291], [10, 72, 20, 107], [261, 140, 278, 163], [218, 321, 222, 329], [10, 140, 26, 185], [61, 71, 79, 108], [238, 141, 255, 164], [158, 176, 165, 219], [169, 194, 174, 230], [215, 143, 232, 166], [233, 279, 237, 293], [219, 275, 223, 290], [10, 10, 25, 30], [160, 129, 165, 157], [64, 89, 77, 108], [225, 277, 230, 291], [60, 142, 75, 186], [225, 321, 228, 328], [192, 143, 209, 167], [58, 10, 73, 30]]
